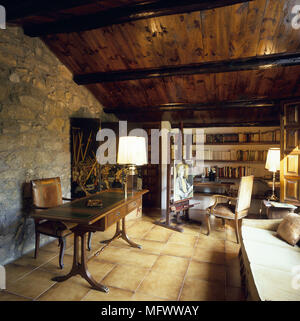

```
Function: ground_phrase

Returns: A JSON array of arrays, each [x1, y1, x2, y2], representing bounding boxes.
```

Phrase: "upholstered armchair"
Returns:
[[206, 175, 254, 244]]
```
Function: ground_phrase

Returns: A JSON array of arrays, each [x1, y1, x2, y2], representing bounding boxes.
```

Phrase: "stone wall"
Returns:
[[0, 26, 117, 265]]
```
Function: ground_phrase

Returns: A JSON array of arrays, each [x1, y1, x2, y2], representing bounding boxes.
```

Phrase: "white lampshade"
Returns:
[[265, 148, 280, 172], [117, 136, 147, 166]]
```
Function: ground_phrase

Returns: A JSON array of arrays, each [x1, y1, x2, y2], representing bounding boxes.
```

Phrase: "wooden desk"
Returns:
[[193, 181, 234, 195], [31, 189, 148, 293]]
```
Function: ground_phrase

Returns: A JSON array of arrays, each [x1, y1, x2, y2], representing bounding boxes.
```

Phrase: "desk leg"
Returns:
[[52, 230, 109, 293], [121, 218, 142, 249], [101, 221, 122, 244], [101, 218, 142, 249]]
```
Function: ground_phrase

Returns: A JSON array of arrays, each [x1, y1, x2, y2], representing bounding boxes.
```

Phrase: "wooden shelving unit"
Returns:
[[187, 127, 281, 204], [192, 128, 280, 179]]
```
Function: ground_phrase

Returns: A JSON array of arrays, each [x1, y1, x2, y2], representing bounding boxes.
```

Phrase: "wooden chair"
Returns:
[[31, 177, 91, 269], [206, 175, 254, 244]]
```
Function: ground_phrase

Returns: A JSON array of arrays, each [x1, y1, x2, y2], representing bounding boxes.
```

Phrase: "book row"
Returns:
[[201, 130, 280, 144], [204, 149, 268, 161], [203, 166, 256, 179]]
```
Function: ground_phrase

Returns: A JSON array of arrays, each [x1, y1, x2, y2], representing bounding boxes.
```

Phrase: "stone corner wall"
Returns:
[[0, 25, 117, 265]]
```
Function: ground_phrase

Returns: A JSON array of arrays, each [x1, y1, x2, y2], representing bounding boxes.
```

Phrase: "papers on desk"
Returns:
[[86, 199, 103, 207], [269, 201, 297, 209]]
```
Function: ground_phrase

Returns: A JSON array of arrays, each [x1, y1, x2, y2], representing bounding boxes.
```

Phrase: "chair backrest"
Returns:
[[236, 175, 254, 213], [32, 177, 63, 208]]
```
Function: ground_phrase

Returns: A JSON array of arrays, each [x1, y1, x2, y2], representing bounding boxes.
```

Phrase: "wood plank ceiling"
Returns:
[[5, 0, 300, 126]]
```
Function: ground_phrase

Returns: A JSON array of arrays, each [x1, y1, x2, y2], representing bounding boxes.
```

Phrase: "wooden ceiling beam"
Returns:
[[103, 99, 279, 114], [74, 52, 300, 85], [4, 0, 95, 21], [23, 0, 253, 37]]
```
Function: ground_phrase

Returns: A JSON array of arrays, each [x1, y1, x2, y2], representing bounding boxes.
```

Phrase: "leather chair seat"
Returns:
[[209, 203, 236, 218], [209, 203, 249, 219], [36, 221, 77, 238]]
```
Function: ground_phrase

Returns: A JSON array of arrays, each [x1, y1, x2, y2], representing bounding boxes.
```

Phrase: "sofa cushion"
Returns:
[[242, 239, 300, 272], [242, 218, 282, 232], [277, 213, 300, 246], [241, 225, 300, 252], [250, 264, 300, 301]]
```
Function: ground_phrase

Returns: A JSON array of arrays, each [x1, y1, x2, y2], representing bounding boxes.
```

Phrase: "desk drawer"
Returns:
[[107, 206, 126, 227], [127, 198, 141, 212]]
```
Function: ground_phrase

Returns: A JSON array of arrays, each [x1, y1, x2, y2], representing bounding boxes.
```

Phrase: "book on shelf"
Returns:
[[261, 131, 273, 142], [223, 134, 239, 143], [204, 149, 212, 160]]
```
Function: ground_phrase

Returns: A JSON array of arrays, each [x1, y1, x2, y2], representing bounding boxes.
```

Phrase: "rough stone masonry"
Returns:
[[0, 25, 117, 265]]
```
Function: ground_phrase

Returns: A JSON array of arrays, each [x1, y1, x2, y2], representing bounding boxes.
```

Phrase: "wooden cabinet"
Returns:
[[141, 126, 161, 208], [280, 101, 300, 205]]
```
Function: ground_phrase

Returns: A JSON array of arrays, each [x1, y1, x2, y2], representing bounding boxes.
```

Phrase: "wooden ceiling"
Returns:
[[6, 0, 300, 126]]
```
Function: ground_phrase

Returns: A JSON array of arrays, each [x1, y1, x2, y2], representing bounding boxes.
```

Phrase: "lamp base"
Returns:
[[268, 193, 278, 201], [123, 167, 138, 200]]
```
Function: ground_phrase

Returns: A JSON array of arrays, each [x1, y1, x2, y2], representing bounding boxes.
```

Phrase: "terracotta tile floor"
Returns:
[[0, 212, 245, 301]]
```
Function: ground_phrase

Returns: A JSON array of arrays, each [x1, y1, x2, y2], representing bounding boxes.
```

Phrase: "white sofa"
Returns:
[[240, 218, 300, 301]]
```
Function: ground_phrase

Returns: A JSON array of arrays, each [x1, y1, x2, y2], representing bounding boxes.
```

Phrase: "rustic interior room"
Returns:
[[0, 0, 300, 303]]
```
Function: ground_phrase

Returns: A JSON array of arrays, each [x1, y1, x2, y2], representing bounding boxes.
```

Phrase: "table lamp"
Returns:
[[117, 136, 147, 198], [265, 147, 280, 201]]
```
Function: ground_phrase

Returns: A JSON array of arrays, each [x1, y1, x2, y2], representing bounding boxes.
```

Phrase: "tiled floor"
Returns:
[[0, 211, 245, 301]]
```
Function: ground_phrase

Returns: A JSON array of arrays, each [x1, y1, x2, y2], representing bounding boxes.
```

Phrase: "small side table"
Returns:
[[260, 200, 297, 219]]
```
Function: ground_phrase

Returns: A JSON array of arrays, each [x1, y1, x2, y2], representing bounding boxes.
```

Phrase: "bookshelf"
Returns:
[[199, 127, 279, 180], [170, 126, 280, 179], [169, 126, 281, 216]]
